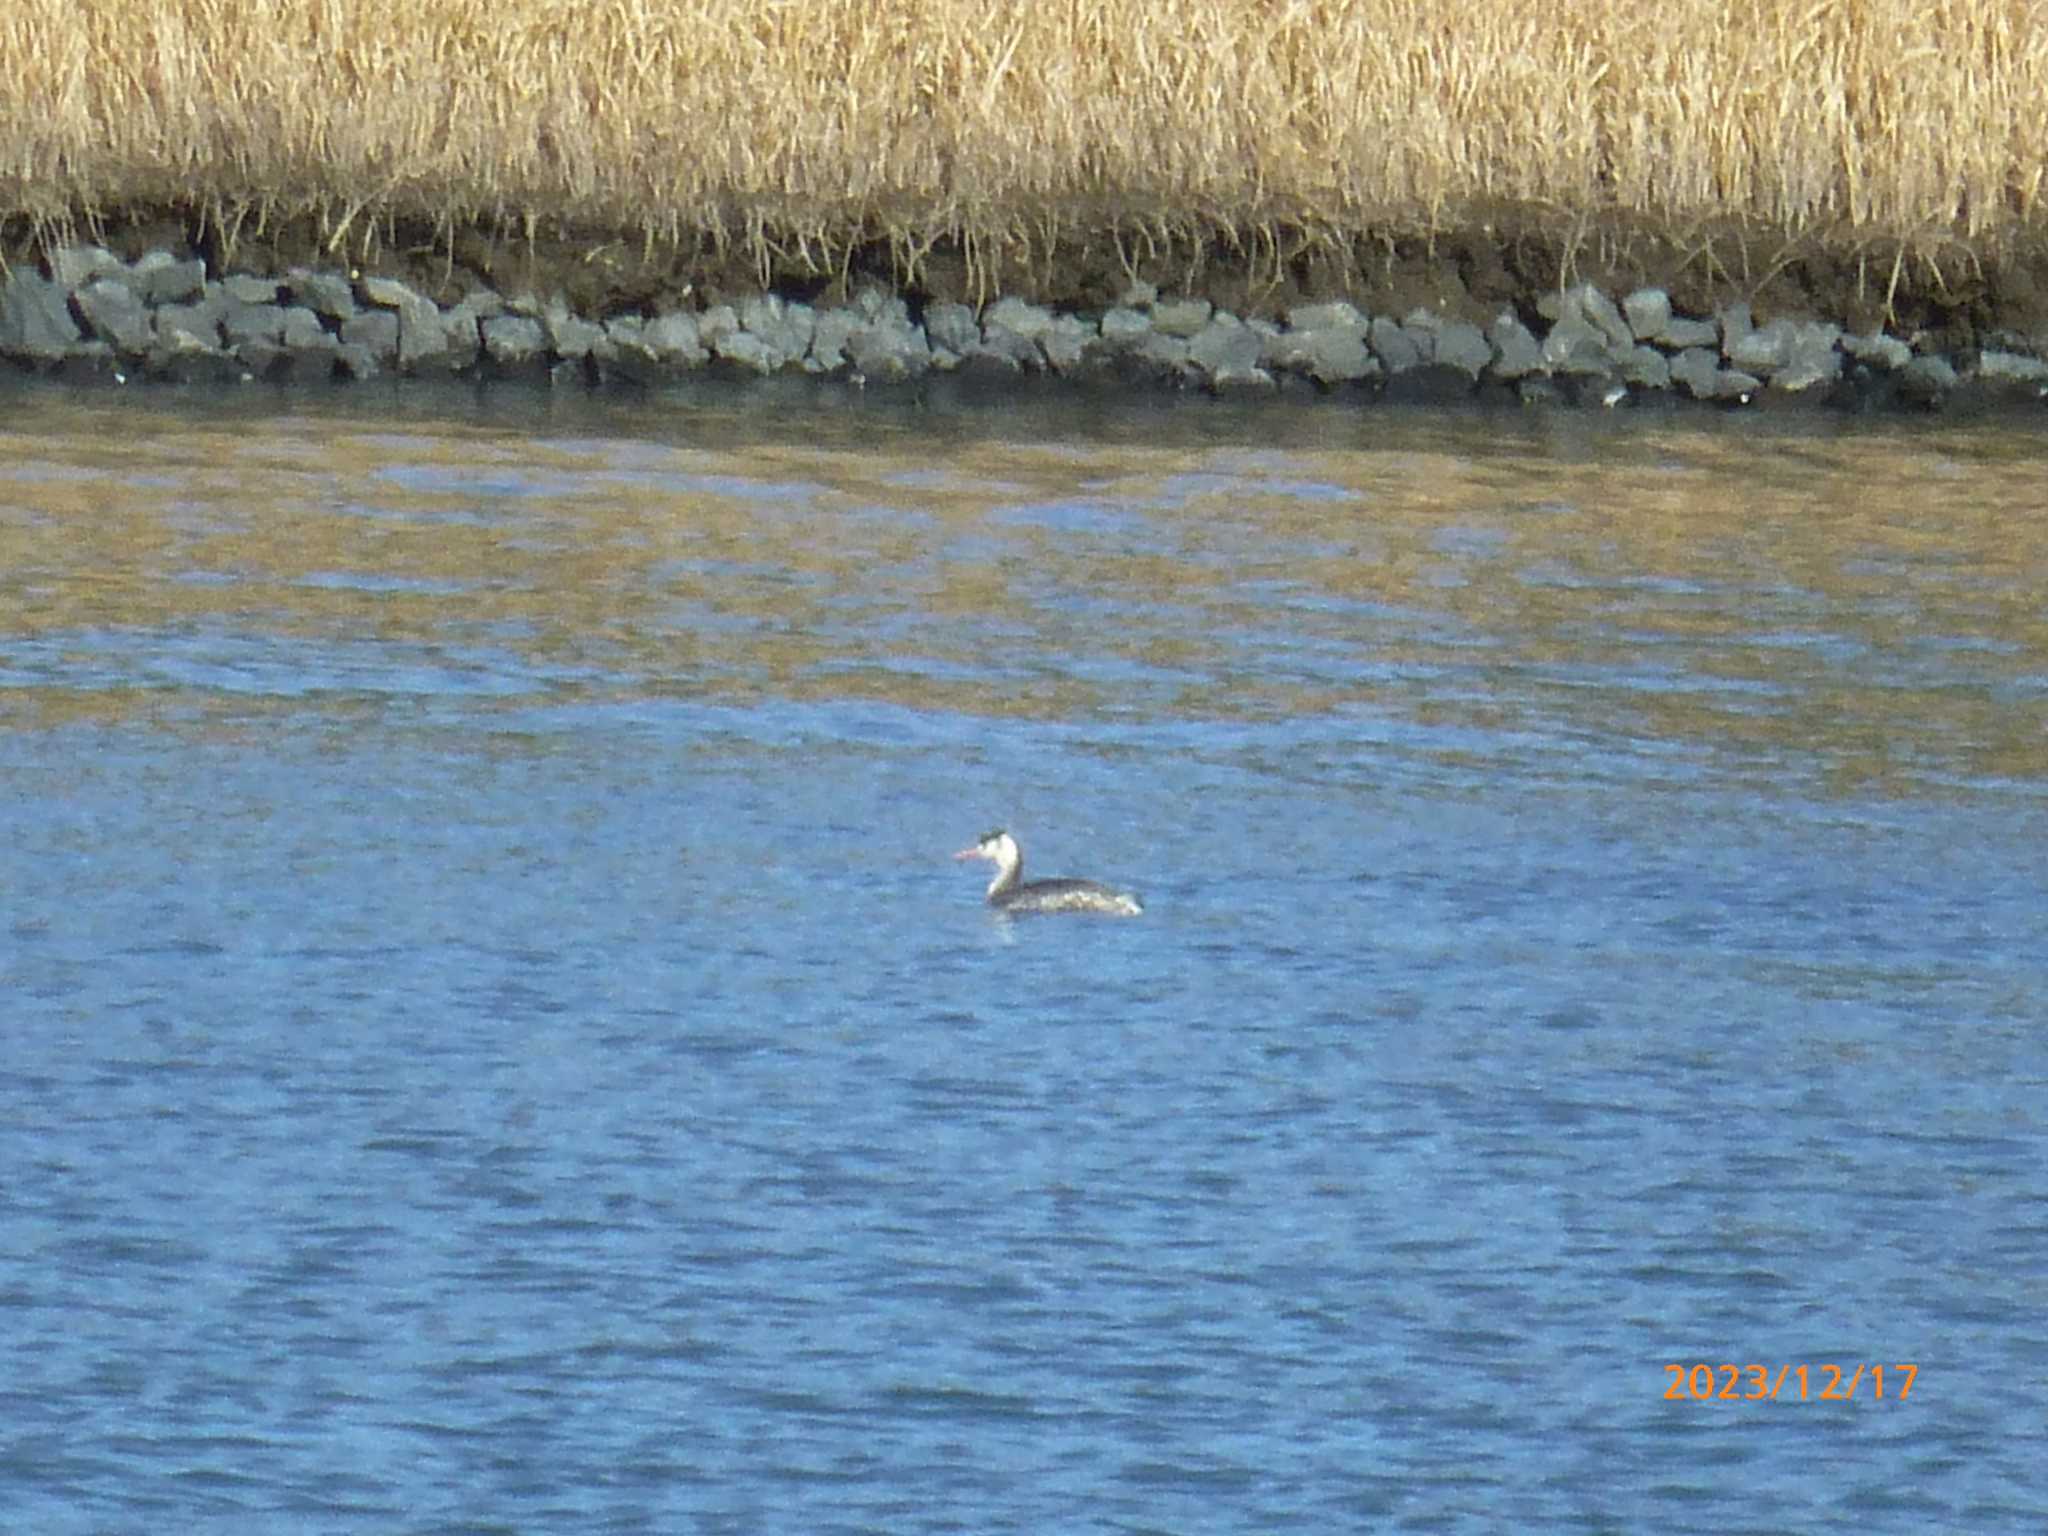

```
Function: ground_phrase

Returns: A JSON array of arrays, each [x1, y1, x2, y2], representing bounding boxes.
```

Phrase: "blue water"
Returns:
[[2, 390, 2045, 1532]]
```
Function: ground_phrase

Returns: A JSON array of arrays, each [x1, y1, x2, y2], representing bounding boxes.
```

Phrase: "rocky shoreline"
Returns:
[[5, 242, 2048, 410]]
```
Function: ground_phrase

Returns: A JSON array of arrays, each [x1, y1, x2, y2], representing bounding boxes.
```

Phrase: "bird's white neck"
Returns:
[[984, 839, 1022, 896]]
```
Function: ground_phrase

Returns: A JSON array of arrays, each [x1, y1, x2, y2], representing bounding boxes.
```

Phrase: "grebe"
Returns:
[[954, 829, 1144, 917]]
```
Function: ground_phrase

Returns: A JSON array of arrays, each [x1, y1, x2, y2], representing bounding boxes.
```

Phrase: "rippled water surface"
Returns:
[[3, 386, 2045, 1532]]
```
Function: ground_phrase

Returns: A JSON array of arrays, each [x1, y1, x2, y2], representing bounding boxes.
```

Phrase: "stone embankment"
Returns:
[[4, 243, 2047, 408]]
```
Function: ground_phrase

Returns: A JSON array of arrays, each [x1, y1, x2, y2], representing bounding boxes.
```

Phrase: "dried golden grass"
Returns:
[[2, 0, 2045, 282]]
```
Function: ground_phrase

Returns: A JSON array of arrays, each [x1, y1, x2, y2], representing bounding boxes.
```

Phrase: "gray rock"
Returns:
[[153, 295, 225, 352], [1137, 333, 1192, 375], [1769, 323, 1842, 391], [0, 270, 84, 359], [848, 316, 931, 380], [223, 274, 282, 304], [1718, 302, 1755, 357], [147, 293, 230, 378], [1267, 326, 1375, 385], [1319, 332, 1381, 385], [1370, 315, 1423, 372], [1150, 298, 1213, 338], [1978, 349, 2048, 383], [453, 287, 504, 321], [1434, 322, 1493, 379], [695, 304, 740, 350], [975, 320, 1041, 370], [1668, 347, 1724, 399], [341, 309, 400, 362], [1769, 359, 1839, 395], [1843, 331, 1911, 369], [482, 314, 547, 369], [600, 316, 659, 381], [923, 302, 979, 356], [49, 247, 116, 292], [1727, 318, 1791, 374], [437, 310, 485, 373], [222, 302, 287, 348], [853, 285, 898, 323], [714, 329, 781, 375], [74, 277, 152, 353], [1487, 313, 1546, 379], [286, 267, 357, 320], [1539, 285, 1631, 352], [644, 310, 707, 368], [1120, 279, 1159, 307], [1039, 314, 1094, 373], [1659, 313, 1720, 349], [280, 306, 331, 351], [1579, 287, 1633, 352], [53, 245, 124, 288], [1619, 345, 1672, 389], [545, 311, 607, 360], [1623, 288, 1672, 342], [1730, 316, 1838, 378], [1255, 327, 1296, 374], [48, 249, 114, 296], [1098, 307, 1152, 350], [1187, 314, 1264, 386], [740, 294, 814, 364], [1899, 354, 1959, 402], [586, 315, 652, 379], [808, 309, 858, 372], [403, 293, 471, 372], [360, 275, 420, 309], [359, 278, 473, 372], [272, 307, 340, 378], [984, 295, 1054, 340], [131, 252, 207, 305], [1288, 300, 1366, 332], [1542, 314, 1618, 375]]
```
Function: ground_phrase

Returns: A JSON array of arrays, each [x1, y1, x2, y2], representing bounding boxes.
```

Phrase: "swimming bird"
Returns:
[[954, 829, 1143, 917]]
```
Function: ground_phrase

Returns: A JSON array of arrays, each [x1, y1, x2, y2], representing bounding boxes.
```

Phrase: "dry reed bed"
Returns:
[[2, 0, 2045, 281]]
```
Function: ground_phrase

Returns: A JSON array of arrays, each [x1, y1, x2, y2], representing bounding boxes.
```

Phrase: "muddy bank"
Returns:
[[6, 220, 2048, 411]]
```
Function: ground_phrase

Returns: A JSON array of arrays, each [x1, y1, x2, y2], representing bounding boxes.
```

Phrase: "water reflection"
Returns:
[[1, 391, 2044, 794]]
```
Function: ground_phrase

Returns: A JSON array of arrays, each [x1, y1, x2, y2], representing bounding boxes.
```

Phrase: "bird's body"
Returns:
[[954, 829, 1143, 917]]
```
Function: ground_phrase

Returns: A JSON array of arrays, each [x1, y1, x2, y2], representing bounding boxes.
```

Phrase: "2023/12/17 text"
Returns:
[[1664, 1364, 1917, 1402]]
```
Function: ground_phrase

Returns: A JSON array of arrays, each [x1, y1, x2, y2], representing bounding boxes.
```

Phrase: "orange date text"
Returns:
[[1664, 1363, 1917, 1402]]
